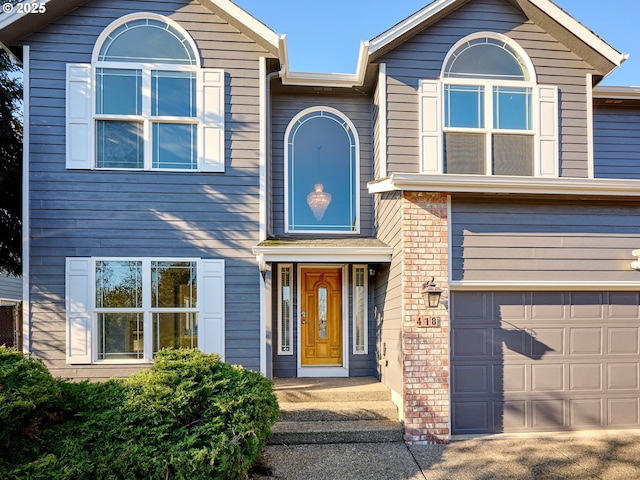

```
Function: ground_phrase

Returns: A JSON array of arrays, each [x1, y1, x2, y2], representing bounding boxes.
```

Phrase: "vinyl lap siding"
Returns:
[[377, 0, 597, 178], [0, 275, 22, 301], [451, 197, 640, 283], [594, 106, 640, 179], [270, 95, 374, 236], [25, 0, 272, 379], [373, 191, 403, 396]]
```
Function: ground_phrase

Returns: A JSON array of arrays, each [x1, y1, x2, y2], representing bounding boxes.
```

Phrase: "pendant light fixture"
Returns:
[[306, 145, 331, 221]]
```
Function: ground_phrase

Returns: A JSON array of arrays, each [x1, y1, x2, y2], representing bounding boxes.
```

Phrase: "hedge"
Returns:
[[0, 347, 279, 480]]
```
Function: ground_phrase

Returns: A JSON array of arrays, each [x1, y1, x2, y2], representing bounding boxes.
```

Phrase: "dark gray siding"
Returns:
[[0, 274, 22, 301], [372, 78, 381, 181], [451, 196, 640, 283], [377, 0, 597, 178], [271, 94, 374, 236], [373, 191, 404, 397], [594, 106, 640, 179], [25, 0, 272, 379]]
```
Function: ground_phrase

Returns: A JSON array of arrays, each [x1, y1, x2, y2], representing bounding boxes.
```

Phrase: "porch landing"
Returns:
[[269, 377, 404, 444]]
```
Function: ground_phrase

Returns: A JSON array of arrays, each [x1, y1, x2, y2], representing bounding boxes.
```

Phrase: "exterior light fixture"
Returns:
[[421, 277, 442, 309], [632, 250, 640, 270]]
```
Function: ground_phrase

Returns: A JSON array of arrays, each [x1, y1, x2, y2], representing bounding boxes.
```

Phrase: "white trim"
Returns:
[[368, 0, 626, 69], [253, 246, 393, 264], [450, 281, 640, 291], [91, 13, 201, 66], [277, 264, 294, 356], [284, 106, 361, 234], [22, 45, 30, 353], [441, 32, 537, 83], [377, 63, 388, 179], [368, 173, 640, 197], [206, 0, 279, 51], [352, 265, 368, 355], [586, 74, 595, 179], [259, 57, 267, 242], [297, 264, 349, 378]]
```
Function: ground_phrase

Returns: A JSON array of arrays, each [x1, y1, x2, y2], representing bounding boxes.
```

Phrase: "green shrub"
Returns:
[[3, 348, 279, 480], [0, 346, 64, 449]]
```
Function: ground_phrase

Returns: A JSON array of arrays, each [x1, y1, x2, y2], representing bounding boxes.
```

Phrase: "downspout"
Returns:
[[259, 60, 284, 377]]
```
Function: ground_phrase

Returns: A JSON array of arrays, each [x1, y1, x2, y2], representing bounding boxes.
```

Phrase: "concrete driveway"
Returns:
[[250, 431, 640, 480]]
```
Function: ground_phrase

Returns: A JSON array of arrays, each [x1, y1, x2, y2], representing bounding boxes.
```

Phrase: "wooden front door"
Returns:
[[300, 268, 343, 366]]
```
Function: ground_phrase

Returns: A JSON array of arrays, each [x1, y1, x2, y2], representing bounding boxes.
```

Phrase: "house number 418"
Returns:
[[417, 316, 439, 327]]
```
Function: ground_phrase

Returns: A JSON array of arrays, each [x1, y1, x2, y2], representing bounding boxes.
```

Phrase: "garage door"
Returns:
[[451, 291, 640, 434]]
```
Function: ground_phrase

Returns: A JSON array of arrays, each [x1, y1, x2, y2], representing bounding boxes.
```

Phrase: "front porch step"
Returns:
[[269, 377, 404, 445]]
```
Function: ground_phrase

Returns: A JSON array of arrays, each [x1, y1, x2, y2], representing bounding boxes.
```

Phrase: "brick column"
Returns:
[[401, 191, 450, 443]]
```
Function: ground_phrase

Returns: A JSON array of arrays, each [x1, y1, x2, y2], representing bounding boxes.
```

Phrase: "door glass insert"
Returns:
[[318, 287, 327, 339]]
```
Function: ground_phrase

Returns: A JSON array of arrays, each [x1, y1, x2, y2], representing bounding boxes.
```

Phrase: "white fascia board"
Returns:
[[528, 0, 627, 68], [368, 0, 626, 68], [451, 281, 640, 291], [368, 173, 640, 197], [593, 86, 640, 99], [369, 0, 457, 55], [278, 36, 370, 87], [252, 246, 393, 264], [208, 0, 279, 51]]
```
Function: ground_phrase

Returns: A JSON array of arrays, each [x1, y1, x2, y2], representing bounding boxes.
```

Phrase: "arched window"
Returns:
[[439, 33, 538, 176], [285, 108, 359, 233], [65, 13, 224, 172]]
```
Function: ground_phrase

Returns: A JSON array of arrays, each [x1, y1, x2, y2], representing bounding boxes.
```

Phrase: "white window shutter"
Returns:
[[66, 64, 92, 169], [199, 69, 225, 172], [65, 258, 92, 364], [199, 260, 225, 356], [537, 85, 559, 177], [419, 80, 442, 174]]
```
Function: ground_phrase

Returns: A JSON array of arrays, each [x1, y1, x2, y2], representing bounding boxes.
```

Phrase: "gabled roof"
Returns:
[[368, 0, 627, 78], [0, 0, 280, 56]]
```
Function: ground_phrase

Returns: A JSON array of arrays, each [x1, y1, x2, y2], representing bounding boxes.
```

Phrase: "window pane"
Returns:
[[98, 313, 144, 360], [96, 68, 142, 115], [280, 266, 292, 354], [96, 121, 143, 169], [444, 85, 484, 128], [444, 132, 486, 174], [318, 287, 327, 339], [96, 260, 142, 308], [152, 71, 196, 117], [288, 111, 357, 231], [99, 19, 196, 65], [153, 312, 198, 351], [354, 267, 366, 353], [152, 123, 197, 169], [151, 261, 197, 308], [493, 134, 534, 176], [493, 87, 532, 130], [445, 39, 528, 81]]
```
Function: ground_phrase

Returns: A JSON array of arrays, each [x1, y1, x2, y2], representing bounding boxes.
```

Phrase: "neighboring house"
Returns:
[[0, 273, 22, 349], [1, 0, 640, 443]]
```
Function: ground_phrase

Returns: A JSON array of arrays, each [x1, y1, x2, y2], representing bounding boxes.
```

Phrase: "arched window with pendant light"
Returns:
[[284, 107, 360, 233]]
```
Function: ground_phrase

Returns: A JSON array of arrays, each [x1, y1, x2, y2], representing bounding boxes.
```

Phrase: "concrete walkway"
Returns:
[[249, 431, 640, 480]]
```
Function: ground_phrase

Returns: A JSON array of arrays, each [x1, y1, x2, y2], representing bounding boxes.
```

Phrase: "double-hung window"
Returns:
[[66, 14, 225, 172], [420, 33, 558, 177], [66, 257, 225, 364]]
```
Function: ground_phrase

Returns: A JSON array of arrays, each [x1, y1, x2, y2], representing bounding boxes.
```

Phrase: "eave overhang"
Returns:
[[369, 173, 640, 197], [253, 238, 393, 264], [368, 0, 627, 79]]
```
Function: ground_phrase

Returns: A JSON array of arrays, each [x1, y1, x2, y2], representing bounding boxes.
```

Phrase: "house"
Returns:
[[0, 273, 22, 348], [1, 0, 640, 443]]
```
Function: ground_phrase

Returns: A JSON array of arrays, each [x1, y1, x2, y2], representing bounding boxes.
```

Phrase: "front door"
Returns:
[[301, 268, 342, 366]]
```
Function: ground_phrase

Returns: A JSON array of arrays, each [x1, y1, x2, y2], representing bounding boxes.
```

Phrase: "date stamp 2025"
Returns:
[[2, 2, 47, 14]]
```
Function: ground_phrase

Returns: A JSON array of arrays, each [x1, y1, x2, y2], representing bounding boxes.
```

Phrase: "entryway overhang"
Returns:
[[252, 238, 393, 264]]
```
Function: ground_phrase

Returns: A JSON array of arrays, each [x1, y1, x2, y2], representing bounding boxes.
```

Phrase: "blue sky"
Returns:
[[233, 0, 639, 86]]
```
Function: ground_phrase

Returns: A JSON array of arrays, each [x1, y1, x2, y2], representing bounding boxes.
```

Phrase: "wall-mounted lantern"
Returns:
[[421, 277, 442, 309]]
